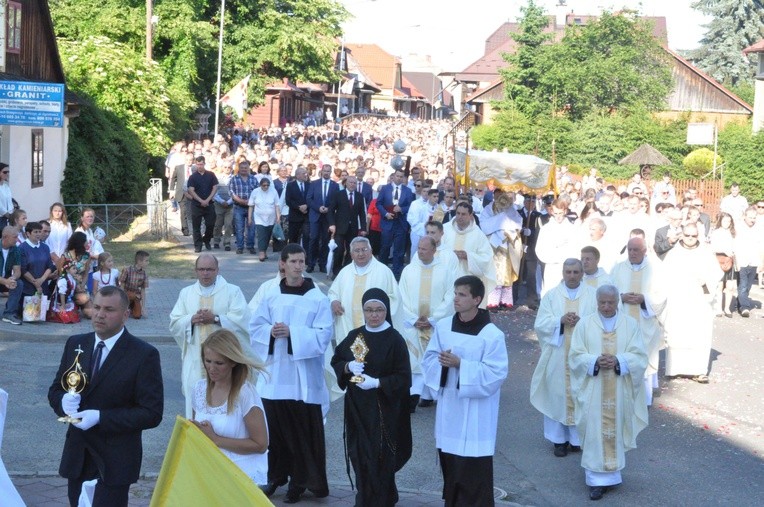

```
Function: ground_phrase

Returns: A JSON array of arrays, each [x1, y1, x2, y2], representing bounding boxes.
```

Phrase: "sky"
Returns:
[[338, 0, 711, 71]]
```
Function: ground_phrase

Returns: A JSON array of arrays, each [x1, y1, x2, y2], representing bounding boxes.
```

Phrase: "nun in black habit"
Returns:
[[331, 288, 412, 507]]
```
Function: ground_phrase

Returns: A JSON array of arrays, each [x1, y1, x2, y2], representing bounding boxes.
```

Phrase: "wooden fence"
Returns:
[[608, 178, 724, 219]]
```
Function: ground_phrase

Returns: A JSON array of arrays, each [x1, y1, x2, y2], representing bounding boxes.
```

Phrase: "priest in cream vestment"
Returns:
[[570, 285, 649, 501], [610, 238, 667, 404], [530, 259, 597, 456], [169, 254, 250, 417], [479, 191, 524, 309], [398, 237, 456, 406], [441, 202, 496, 308]]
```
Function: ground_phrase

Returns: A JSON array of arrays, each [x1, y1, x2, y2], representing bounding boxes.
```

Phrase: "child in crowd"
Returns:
[[118, 250, 150, 319], [92, 252, 119, 293], [47, 260, 81, 324]]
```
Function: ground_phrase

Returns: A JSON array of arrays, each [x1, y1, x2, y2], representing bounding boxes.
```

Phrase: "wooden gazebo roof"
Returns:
[[618, 144, 672, 166]]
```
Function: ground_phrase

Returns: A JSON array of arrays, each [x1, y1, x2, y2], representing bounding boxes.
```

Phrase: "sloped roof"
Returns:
[[619, 144, 672, 166], [465, 78, 503, 103], [344, 43, 398, 90], [743, 39, 764, 54], [345, 51, 382, 92], [398, 76, 425, 100], [454, 40, 514, 83], [403, 72, 442, 103], [665, 47, 752, 112]]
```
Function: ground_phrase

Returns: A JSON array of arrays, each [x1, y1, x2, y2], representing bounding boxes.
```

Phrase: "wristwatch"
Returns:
[[213, 315, 220, 324]]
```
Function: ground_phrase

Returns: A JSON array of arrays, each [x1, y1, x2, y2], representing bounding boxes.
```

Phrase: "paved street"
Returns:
[[1, 223, 762, 505]]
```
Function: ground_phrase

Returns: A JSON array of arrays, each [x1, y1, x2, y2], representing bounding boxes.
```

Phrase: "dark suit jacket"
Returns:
[[375, 184, 414, 230], [353, 181, 373, 208], [168, 164, 190, 202], [285, 180, 310, 222], [653, 225, 677, 260], [48, 330, 164, 486], [306, 178, 339, 223], [327, 189, 367, 235]]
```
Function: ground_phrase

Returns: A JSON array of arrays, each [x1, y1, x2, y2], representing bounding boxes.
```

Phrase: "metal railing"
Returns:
[[65, 202, 170, 241]]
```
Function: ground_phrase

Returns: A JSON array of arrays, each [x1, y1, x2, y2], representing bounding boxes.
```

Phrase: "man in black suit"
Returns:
[[327, 174, 368, 277], [285, 165, 310, 247], [168, 153, 194, 236], [48, 286, 164, 507], [306, 164, 339, 272], [354, 168, 373, 208]]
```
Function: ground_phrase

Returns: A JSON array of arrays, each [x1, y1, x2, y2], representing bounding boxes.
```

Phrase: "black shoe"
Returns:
[[418, 399, 434, 408], [309, 488, 329, 499], [204, 242, 211, 251], [224, 246, 231, 251], [182, 230, 190, 236], [569, 444, 582, 453], [306, 266, 315, 273], [249, 248, 257, 255], [213, 244, 220, 249], [319, 267, 327, 273], [194, 247, 202, 253], [236, 249, 243, 254], [554, 442, 569, 457], [284, 486, 305, 504], [589, 486, 608, 500], [409, 395, 420, 414]]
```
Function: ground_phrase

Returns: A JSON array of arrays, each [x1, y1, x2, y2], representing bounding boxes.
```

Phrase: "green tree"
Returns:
[[499, 0, 552, 117], [718, 123, 764, 200], [683, 148, 722, 177], [538, 11, 673, 119], [690, 0, 764, 85]]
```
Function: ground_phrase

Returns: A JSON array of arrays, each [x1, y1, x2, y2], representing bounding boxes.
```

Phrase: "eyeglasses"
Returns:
[[684, 234, 698, 238], [196, 267, 217, 272], [757, 205, 764, 209], [351, 247, 370, 254], [414, 184, 422, 188], [363, 307, 386, 314]]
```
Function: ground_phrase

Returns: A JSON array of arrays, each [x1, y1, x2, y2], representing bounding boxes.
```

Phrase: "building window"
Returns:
[[7, 2, 22, 54], [32, 130, 43, 188]]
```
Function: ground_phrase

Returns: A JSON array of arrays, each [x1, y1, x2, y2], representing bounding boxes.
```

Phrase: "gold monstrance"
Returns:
[[349, 334, 369, 384], [58, 345, 88, 424]]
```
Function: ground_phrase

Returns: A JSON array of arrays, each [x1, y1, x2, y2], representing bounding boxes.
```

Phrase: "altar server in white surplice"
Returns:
[[441, 202, 496, 308], [610, 237, 667, 404], [327, 237, 399, 400], [399, 236, 456, 409], [249, 244, 332, 501], [569, 285, 649, 501], [169, 254, 250, 418], [0, 388, 25, 507], [530, 259, 597, 458], [422, 275, 508, 507]]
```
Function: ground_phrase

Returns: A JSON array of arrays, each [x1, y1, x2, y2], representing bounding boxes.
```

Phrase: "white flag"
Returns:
[[220, 74, 250, 119]]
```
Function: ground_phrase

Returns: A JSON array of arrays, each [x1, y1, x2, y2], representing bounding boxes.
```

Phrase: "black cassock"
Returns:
[[331, 325, 413, 507]]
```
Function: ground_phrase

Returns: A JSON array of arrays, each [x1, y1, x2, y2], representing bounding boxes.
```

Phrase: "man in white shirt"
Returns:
[[719, 183, 749, 219]]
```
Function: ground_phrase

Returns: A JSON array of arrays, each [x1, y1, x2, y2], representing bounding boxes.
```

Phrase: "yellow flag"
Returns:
[[150, 416, 272, 506]]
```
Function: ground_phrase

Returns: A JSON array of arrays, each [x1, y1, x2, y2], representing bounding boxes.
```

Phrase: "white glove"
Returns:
[[357, 374, 379, 390], [72, 410, 100, 431], [62, 393, 81, 416], [347, 361, 365, 376], [522, 228, 531, 236]]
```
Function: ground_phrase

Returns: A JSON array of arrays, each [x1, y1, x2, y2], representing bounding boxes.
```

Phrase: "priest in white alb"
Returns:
[[441, 202, 496, 308], [169, 253, 250, 418], [610, 237, 667, 403], [569, 284, 649, 501], [422, 275, 508, 506], [581, 246, 614, 289], [536, 199, 578, 296], [530, 258, 597, 458], [398, 236, 456, 410], [479, 190, 524, 309], [326, 237, 399, 401]]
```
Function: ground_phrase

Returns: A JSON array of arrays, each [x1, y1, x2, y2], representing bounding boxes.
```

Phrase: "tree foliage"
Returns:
[[683, 148, 722, 177], [690, 0, 764, 85], [499, 8, 673, 119]]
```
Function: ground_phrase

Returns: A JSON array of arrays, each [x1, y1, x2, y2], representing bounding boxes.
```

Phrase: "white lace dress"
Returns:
[[192, 379, 268, 484]]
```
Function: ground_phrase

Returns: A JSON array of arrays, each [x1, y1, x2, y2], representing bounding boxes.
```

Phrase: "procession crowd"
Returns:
[[38, 116, 764, 506]]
